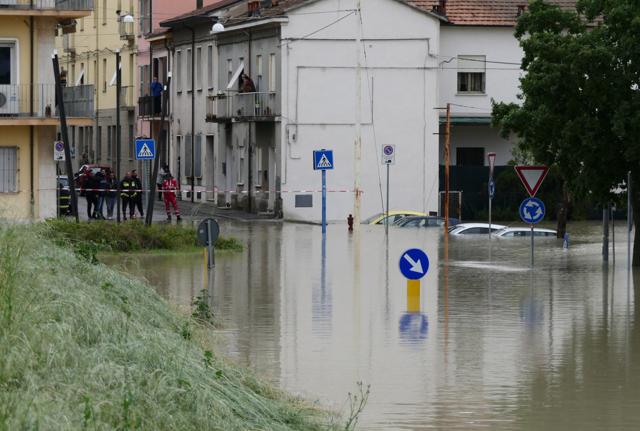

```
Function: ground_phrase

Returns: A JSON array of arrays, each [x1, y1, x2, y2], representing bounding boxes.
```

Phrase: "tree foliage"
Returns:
[[492, 0, 640, 262]]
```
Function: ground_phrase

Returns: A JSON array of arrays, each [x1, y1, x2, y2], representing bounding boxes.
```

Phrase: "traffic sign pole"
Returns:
[[407, 279, 420, 313], [386, 163, 390, 236], [488, 153, 496, 240], [322, 169, 327, 234], [531, 224, 534, 268]]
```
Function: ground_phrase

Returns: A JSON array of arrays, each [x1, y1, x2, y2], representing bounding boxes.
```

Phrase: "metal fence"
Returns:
[[0, 84, 93, 118], [138, 95, 165, 117], [0, 0, 93, 9], [207, 91, 278, 121]]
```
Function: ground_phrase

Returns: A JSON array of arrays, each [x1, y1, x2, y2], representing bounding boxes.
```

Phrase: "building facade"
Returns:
[[0, 1, 94, 220], [55, 0, 138, 175]]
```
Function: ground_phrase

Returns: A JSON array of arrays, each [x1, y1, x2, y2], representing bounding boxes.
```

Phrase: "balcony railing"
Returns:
[[0, 84, 94, 118], [0, 0, 94, 10], [138, 94, 166, 118], [206, 91, 279, 122]]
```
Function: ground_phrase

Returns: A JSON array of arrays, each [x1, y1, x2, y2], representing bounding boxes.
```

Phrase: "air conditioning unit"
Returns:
[[0, 84, 20, 115]]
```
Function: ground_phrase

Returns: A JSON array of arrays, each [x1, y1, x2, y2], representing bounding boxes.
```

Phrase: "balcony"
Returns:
[[0, 83, 94, 125], [138, 94, 167, 120], [0, 0, 94, 17], [206, 91, 279, 122]]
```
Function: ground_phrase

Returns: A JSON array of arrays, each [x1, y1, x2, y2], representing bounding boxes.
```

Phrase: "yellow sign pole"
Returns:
[[407, 279, 421, 313]]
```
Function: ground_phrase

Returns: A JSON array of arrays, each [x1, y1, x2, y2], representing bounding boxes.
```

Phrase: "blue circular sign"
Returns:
[[399, 248, 429, 280], [519, 197, 545, 224], [488, 179, 495, 199]]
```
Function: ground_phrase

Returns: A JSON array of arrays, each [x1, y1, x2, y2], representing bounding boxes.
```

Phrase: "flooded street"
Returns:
[[104, 221, 640, 430]]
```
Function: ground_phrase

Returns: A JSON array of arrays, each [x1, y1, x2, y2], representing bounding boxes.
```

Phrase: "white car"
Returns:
[[449, 223, 506, 235], [494, 227, 557, 238]]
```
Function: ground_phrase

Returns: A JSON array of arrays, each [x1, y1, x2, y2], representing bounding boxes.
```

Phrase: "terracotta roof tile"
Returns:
[[408, 0, 576, 26]]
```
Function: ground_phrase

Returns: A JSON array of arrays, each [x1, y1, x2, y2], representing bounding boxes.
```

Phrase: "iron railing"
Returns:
[[0, 84, 94, 118], [138, 94, 166, 118], [206, 91, 278, 121], [0, 0, 94, 10]]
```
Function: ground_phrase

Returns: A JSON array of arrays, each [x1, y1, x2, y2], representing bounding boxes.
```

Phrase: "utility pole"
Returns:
[[353, 0, 362, 227], [53, 52, 79, 223], [116, 49, 122, 223], [444, 103, 451, 234]]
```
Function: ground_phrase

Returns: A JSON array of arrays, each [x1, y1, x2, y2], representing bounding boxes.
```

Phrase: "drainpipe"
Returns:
[[246, 31, 252, 212], [29, 15, 34, 218], [186, 25, 195, 203]]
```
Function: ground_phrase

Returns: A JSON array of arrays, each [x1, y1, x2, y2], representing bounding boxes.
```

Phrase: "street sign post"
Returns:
[[382, 145, 395, 236], [514, 165, 549, 197], [399, 249, 430, 313], [54, 141, 65, 161], [197, 218, 220, 269], [135, 139, 156, 160], [519, 197, 546, 268], [313, 149, 334, 234], [488, 152, 496, 238]]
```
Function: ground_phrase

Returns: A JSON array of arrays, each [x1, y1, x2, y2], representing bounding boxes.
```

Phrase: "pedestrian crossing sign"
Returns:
[[313, 149, 334, 171], [135, 139, 155, 160]]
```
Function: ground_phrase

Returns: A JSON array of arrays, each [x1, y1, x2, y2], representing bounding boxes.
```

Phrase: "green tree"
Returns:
[[492, 0, 640, 264]]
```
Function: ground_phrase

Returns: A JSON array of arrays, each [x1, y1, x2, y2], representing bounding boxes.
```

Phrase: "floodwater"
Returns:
[[103, 221, 640, 430]]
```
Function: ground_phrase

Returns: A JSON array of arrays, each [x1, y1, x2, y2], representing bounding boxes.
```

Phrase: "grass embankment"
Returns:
[[44, 219, 243, 256], [0, 224, 336, 430]]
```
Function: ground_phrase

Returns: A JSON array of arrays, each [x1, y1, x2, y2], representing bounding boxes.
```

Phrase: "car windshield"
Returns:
[[362, 213, 383, 224]]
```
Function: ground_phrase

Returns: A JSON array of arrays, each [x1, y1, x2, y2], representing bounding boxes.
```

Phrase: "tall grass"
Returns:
[[0, 223, 334, 430], [43, 219, 243, 253]]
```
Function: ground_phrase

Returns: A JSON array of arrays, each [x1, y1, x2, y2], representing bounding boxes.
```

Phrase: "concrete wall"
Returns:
[[438, 124, 515, 166], [281, 0, 441, 222]]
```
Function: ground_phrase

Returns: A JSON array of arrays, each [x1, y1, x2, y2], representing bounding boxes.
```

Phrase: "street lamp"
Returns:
[[211, 22, 225, 33], [122, 14, 134, 23]]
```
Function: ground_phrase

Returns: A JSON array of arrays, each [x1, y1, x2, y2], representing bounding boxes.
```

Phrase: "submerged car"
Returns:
[[363, 210, 427, 225], [494, 227, 557, 238], [449, 223, 506, 235], [395, 216, 460, 228]]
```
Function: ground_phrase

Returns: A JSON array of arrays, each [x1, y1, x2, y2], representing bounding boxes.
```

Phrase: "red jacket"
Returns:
[[162, 178, 178, 195]]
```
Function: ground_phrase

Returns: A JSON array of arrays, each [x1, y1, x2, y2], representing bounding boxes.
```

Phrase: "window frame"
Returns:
[[456, 55, 486, 94], [0, 146, 18, 193]]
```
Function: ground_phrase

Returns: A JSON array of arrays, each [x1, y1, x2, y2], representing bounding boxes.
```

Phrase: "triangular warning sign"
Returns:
[[138, 144, 153, 158], [514, 165, 549, 197], [317, 154, 332, 169]]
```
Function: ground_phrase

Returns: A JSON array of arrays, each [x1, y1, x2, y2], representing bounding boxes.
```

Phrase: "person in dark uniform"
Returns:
[[130, 169, 144, 219], [84, 171, 99, 220], [120, 171, 132, 221]]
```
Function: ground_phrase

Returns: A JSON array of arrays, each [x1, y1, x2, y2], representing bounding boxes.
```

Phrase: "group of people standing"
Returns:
[[78, 165, 182, 222], [82, 169, 144, 220]]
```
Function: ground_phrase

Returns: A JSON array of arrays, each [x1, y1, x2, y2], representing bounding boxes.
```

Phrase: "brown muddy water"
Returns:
[[102, 221, 640, 430]]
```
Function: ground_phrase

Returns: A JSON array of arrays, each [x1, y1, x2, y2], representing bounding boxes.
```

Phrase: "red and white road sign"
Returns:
[[514, 165, 549, 197]]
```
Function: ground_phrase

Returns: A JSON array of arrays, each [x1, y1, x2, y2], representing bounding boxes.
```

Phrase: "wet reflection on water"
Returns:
[[103, 222, 639, 430]]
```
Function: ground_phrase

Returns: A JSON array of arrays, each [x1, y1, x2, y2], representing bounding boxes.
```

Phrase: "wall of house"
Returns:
[[170, 24, 219, 201], [281, 0, 441, 222], [438, 124, 514, 166], [0, 127, 32, 219]]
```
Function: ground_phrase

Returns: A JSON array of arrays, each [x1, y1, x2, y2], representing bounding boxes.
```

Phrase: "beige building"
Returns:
[[0, 1, 94, 220], [56, 0, 139, 175]]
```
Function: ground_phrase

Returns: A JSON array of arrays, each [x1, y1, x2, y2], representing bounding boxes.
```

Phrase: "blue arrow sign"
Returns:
[[519, 197, 545, 224], [313, 149, 334, 171], [488, 179, 495, 199], [399, 248, 430, 280], [135, 139, 156, 160]]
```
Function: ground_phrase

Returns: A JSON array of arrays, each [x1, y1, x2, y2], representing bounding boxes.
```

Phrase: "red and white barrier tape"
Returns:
[[53, 187, 361, 194]]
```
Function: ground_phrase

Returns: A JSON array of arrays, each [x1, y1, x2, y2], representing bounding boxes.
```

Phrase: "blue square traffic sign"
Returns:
[[135, 139, 156, 160], [313, 150, 334, 171]]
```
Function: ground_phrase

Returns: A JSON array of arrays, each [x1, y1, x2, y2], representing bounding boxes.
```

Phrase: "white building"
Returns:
[[202, 0, 443, 222]]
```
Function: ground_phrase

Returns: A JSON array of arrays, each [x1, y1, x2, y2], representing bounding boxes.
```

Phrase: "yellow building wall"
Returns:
[[0, 17, 32, 86], [0, 126, 31, 219], [56, 2, 138, 111]]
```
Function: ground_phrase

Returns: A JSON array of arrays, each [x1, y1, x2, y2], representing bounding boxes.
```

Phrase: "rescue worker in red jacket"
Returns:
[[161, 172, 181, 222]]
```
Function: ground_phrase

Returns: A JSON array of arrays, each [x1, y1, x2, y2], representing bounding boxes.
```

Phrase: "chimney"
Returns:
[[517, 5, 526, 17], [248, 0, 260, 16], [432, 0, 447, 16], [197, 0, 203, 8]]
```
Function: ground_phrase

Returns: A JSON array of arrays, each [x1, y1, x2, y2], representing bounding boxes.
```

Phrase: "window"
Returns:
[[196, 46, 202, 91], [185, 134, 192, 177], [227, 59, 233, 84], [176, 50, 182, 92], [0, 43, 15, 85], [207, 45, 213, 89], [102, 59, 107, 92], [268, 53, 276, 91], [457, 55, 485, 93], [139, 0, 151, 34], [0, 147, 18, 193], [186, 48, 192, 92], [461, 227, 489, 235], [256, 55, 262, 90], [80, 18, 84, 32], [456, 147, 484, 166], [93, 60, 97, 86], [102, 0, 107, 25]]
